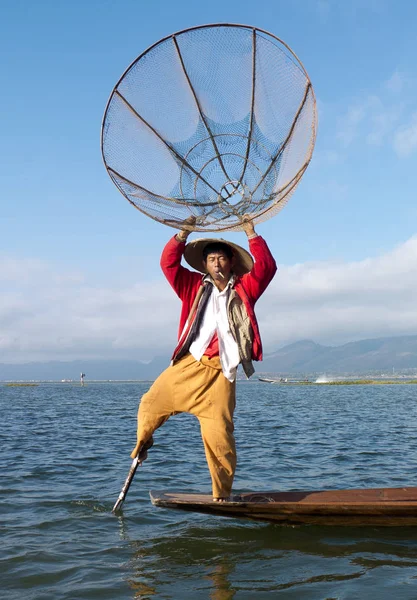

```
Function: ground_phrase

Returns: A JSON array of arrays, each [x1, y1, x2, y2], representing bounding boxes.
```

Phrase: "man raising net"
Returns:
[[130, 215, 277, 502]]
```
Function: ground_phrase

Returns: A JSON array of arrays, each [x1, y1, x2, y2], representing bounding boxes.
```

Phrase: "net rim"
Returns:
[[101, 23, 318, 231], [101, 22, 316, 162]]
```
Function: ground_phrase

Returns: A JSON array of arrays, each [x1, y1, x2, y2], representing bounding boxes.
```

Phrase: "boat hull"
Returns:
[[150, 487, 417, 526]]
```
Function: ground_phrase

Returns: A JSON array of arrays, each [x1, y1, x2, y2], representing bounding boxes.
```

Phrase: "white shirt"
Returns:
[[189, 277, 240, 382]]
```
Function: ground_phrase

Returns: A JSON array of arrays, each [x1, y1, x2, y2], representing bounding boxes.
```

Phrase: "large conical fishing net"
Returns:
[[102, 24, 317, 232]]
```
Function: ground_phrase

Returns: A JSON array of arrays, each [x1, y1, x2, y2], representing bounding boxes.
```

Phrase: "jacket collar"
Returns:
[[203, 273, 236, 289]]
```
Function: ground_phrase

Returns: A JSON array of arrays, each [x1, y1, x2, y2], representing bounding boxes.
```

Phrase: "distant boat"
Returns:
[[258, 377, 305, 384], [150, 487, 417, 526]]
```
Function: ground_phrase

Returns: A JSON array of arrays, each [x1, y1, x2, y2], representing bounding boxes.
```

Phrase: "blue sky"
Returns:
[[1, 0, 417, 363]]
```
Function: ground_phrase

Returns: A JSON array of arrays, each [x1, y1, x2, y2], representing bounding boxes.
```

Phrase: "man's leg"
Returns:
[[195, 357, 237, 499], [131, 353, 237, 499], [130, 365, 177, 459], [131, 353, 207, 459], [199, 414, 236, 499]]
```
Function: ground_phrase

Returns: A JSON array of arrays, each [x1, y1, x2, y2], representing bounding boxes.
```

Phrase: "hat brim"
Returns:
[[184, 238, 254, 276]]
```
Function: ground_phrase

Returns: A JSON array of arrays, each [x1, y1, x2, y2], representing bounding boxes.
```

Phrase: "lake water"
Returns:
[[2, 380, 417, 599]]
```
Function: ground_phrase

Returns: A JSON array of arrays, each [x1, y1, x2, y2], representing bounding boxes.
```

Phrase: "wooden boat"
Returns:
[[258, 377, 280, 383], [150, 487, 417, 526]]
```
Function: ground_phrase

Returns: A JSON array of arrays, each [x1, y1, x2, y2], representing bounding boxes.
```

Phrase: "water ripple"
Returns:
[[3, 382, 417, 598]]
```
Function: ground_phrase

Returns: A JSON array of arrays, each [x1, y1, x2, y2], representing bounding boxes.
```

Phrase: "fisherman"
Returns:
[[131, 215, 277, 502]]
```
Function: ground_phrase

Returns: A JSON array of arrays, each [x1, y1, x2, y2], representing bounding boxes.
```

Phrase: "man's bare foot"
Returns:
[[213, 497, 230, 503]]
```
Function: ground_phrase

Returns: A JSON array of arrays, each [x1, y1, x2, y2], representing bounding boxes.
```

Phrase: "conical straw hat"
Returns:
[[184, 238, 253, 276]]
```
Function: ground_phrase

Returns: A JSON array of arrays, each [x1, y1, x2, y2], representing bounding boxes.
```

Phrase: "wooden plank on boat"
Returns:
[[150, 487, 417, 526]]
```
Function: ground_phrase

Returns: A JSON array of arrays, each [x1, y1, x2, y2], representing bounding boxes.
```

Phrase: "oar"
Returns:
[[112, 438, 153, 513], [112, 456, 141, 513]]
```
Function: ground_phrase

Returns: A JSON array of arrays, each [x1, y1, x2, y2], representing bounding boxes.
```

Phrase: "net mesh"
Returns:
[[101, 24, 317, 232]]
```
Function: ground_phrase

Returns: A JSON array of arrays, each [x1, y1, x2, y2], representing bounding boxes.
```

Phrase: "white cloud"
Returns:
[[336, 103, 367, 147], [393, 112, 417, 157], [385, 70, 406, 95], [366, 95, 403, 146], [332, 70, 417, 154], [336, 92, 403, 149], [0, 257, 49, 284], [2, 237, 417, 362], [258, 235, 417, 349], [321, 69, 417, 167], [0, 257, 180, 362]]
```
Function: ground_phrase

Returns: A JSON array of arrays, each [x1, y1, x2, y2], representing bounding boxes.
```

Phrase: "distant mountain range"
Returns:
[[260, 335, 417, 375], [2, 335, 417, 381]]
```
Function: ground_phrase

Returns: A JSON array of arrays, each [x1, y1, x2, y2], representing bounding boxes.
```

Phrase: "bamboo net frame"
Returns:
[[101, 23, 317, 232]]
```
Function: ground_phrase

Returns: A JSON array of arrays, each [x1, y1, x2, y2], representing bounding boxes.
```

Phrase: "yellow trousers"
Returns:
[[131, 353, 236, 498]]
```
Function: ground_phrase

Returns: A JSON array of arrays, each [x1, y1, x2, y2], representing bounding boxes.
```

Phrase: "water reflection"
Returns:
[[122, 516, 417, 599], [205, 560, 236, 600]]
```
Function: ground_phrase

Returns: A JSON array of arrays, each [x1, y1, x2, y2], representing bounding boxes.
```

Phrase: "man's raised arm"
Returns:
[[241, 215, 277, 301], [160, 216, 199, 298]]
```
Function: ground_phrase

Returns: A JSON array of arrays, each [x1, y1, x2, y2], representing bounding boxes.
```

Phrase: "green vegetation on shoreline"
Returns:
[[5, 383, 39, 387], [288, 380, 417, 385], [4, 379, 417, 387]]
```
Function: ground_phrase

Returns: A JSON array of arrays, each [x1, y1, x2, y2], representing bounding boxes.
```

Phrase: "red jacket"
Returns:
[[161, 235, 277, 362]]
